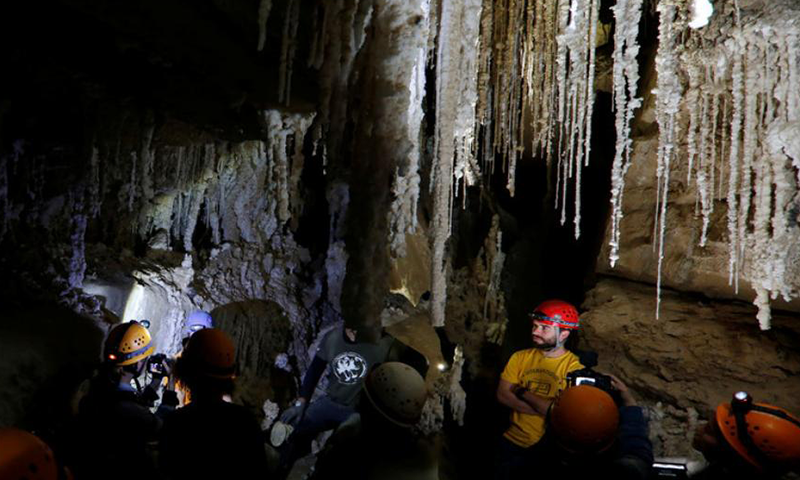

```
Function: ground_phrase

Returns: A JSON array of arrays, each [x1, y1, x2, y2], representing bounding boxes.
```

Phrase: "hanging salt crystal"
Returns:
[[608, 0, 644, 266], [653, 1, 682, 319], [257, 0, 273, 52]]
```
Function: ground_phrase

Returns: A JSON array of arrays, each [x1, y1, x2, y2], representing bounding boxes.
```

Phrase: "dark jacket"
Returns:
[[158, 400, 268, 480]]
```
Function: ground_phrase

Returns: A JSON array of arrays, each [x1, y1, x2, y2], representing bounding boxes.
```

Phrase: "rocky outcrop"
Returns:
[[581, 276, 800, 457]]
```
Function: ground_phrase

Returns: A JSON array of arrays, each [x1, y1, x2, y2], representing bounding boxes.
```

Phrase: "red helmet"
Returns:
[[530, 299, 580, 330]]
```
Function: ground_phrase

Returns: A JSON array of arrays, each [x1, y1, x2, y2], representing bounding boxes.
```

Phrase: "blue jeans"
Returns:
[[280, 396, 356, 471]]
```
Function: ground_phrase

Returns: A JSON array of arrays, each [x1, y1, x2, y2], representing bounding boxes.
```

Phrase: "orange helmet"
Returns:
[[182, 328, 236, 379], [104, 321, 154, 366], [715, 391, 800, 472], [530, 299, 580, 330], [0, 428, 59, 480], [550, 385, 619, 454]]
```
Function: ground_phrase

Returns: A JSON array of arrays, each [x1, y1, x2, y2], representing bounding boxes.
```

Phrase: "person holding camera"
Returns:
[[494, 299, 584, 480], [71, 320, 178, 480], [158, 328, 268, 480], [544, 375, 653, 479]]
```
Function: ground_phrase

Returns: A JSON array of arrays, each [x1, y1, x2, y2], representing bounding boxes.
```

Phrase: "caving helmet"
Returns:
[[714, 391, 800, 472], [550, 384, 619, 454], [104, 321, 154, 366]]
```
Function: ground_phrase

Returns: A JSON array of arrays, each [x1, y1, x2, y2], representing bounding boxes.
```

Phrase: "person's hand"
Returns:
[[608, 374, 636, 407], [280, 398, 307, 426]]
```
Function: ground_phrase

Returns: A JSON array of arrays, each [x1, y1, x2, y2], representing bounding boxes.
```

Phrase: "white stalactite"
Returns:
[[387, 0, 431, 258], [257, 0, 273, 52], [653, 1, 682, 319], [608, 0, 644, 267], [278, 0, 301, 105], [656, 0, 800, 328], [431, 0, 483, 327]]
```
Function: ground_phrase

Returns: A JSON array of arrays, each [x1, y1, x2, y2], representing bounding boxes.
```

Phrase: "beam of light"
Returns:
[[122, 283, 146, 323]]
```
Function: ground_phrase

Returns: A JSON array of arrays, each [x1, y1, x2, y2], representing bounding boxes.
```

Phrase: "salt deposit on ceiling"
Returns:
[[647, 0, 800, 328]]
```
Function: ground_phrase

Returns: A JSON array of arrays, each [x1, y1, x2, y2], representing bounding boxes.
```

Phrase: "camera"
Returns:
[[147, 353, 169, 376], [566, 367, 613, 392]]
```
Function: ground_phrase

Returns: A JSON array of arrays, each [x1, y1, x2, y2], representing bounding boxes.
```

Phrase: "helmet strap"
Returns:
[[554, 326, 566, 349], [133, 375, 143, 395], [732, 405, 774, 471]]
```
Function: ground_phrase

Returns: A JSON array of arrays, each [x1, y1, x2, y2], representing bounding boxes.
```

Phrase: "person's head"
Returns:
[[344, 327, 358, 342], [693, 392, 800, 475], [103, 321, 154, 378], [362, 362, 427, 431], [174, 328, 236, 401], [529, 300, 580, 352], [182, 310, 213, 341], [549, 384, 619, 457], [0, 428, 59, 480]]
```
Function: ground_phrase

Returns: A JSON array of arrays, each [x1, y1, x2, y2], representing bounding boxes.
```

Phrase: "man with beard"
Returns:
[[494, 299, 583, 480]]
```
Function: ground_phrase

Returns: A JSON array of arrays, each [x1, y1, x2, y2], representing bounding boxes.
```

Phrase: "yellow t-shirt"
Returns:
[[501, 348, 583, 448]]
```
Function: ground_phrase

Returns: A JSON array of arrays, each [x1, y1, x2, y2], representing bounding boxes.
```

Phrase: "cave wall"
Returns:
[[1, 0, 799, 474]]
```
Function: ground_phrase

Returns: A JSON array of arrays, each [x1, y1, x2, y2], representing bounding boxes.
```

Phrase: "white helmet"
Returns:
[[363, 362, 427, 427]]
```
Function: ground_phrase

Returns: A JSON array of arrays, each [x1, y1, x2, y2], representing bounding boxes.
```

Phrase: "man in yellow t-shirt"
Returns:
[[494, 299, 584, 480]]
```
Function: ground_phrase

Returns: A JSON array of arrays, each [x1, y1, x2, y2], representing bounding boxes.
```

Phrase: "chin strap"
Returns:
[[731, 393, 800, 472]]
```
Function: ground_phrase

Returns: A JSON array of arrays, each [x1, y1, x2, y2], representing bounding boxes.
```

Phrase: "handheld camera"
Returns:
[[147, 353, 169, 376]]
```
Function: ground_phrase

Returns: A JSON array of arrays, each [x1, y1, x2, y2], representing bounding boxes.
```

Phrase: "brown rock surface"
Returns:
[[581, 277, 800, 457]]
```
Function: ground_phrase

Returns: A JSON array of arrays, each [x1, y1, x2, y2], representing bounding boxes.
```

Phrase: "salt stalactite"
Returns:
[[696, 63, 717, 247], [312, 0, 372, 165], [278, 0, 300, 105], [126, 150, 137, 212], [431, 0, 483, 327], [257, 0, 273, 51], [0, 153, 7, 241], [387, 0, 430, 258], [556, 0, 599, 238], [67, 194, 88, 291], [726, 49, 744, 290], [657, 0, 800, 328], [482, 0, 598, 237], [607, 0, 644, 267], [325, 182, 350, 317], [263, 110, 315, 225], [88, 146, 102, 218], [483, 214, 506, 323], [652, 1, 682, 319], [140, 123, 155, 202]]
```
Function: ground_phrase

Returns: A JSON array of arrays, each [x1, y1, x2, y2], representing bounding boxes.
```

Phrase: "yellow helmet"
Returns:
[[0, 428, 59, 480], [104, 321, 154, 366]]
